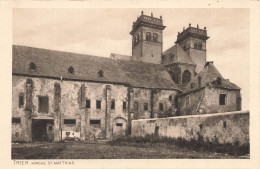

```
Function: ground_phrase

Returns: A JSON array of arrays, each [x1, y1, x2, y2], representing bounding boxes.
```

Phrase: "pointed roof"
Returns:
[[12, 45, 180, 90], [181, 62, 240, 95], [162, 43, 195, 66]]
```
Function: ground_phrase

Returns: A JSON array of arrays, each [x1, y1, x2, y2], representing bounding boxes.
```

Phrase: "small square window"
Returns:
[[111, 100, 115, 110], [66, 132, 70, 137], [169, 96, 172, 101], [219, 94, 226, 105], [12, 117, 21, 124], [144, 102, 148, 111], [96, 100, 101, 109], [48, 126, 52, 130], [86, 100, 91, 108], [134, 102, 138, 111], [116, 123, 123, 127], [90, 120, 101, 128], [64, 119, 76, 125], [123, 102, 126, 110], [159, 103, 164, 111], [15, 132, 19, 137]]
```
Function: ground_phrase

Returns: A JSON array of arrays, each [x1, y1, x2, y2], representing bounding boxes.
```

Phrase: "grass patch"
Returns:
[[12, 143, 66, 159], [109, 134, 249, 157]]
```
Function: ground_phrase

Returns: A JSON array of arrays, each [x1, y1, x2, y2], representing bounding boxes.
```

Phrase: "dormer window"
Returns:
[[153, 33, 158, 42], [29, 62, 36, 71], [146, 32, 151, 41], [68, 66, 74, 74], [161, 55, 165, 62], [216, 77, 222, 85], [98, 69, 104, 77]]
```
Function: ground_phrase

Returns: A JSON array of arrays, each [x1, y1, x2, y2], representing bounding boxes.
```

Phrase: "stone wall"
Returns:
[[12, 75, 178, 142], [131, 111, 249, 145], [12, 76, 129, 142], [179, 87, 241, 116]]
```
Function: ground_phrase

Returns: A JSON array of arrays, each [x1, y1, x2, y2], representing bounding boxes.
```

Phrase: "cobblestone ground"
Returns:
[[12, 142, 250, 159]]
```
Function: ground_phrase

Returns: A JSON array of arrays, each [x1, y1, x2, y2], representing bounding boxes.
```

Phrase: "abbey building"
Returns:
[[12, 11, 241, 142]]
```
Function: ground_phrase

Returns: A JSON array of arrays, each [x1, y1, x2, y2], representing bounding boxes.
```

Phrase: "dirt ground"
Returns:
[[12, 141, 250, 159]]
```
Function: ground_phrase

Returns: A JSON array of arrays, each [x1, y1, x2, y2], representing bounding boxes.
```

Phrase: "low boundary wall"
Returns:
[[131, 111, 249, 145]]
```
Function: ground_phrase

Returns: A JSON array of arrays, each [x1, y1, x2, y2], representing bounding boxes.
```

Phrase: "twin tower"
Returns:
[[130, 11, 209, 73]]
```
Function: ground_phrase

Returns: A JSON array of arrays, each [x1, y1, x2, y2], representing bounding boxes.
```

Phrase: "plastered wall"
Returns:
[[179, 87, 240, 116], [12, 76, 178, 142], [12, 76, 129, 141], [132, 111, 249, 145]]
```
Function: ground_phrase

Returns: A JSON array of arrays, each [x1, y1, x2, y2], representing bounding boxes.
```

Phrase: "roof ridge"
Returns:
[[13, 45, 180, 90]]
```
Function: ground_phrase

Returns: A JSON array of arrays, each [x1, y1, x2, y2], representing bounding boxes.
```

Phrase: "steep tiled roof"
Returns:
[[13, 45, 180, 90], [162, 43, 195, 65], [181, 62, 240, 95]]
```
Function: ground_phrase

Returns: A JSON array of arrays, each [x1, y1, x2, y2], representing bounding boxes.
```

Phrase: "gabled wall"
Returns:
[[179, 87, 241, 116]]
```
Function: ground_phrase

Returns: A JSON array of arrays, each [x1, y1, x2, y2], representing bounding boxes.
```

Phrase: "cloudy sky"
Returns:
[[13, 8, 249, 110]]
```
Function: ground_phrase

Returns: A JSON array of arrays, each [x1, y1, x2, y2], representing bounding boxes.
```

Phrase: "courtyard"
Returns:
[[12, 141, 249, 159]]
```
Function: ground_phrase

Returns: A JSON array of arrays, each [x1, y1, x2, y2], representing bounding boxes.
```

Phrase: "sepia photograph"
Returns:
[[11, 8, 250, 160]]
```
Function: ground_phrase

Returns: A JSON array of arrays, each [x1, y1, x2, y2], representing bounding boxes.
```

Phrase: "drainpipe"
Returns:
[[127, 87, 131, 135], [150, 89, 154, 118]]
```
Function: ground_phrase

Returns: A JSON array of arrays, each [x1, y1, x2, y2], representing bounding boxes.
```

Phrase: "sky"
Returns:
[[13, 8, 249, 110]]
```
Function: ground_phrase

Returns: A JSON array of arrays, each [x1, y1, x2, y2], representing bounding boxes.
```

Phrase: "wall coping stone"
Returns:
[[132, 110, 249, 122]]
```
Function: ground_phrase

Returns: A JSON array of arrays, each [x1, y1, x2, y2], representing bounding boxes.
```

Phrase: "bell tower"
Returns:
[[176, 24, 210, 73], [130, 11, 166, 64]]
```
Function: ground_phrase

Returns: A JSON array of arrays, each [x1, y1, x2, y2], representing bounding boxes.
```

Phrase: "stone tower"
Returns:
[[130, 11, 166, 64], [176, 24, 210, 73]]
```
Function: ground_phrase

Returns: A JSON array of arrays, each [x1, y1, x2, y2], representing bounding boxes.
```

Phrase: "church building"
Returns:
[[12, 11, 241, 142]]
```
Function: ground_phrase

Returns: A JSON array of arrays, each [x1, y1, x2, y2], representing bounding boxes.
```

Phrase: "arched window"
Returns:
[[153, 33, 158, 42], [183, 43, 187, 50], [137, 33, 140, 42], [19, 93, 24, 108], [198, 76, 202, 87], [68, 66, 74, 74], [182, 70, 191, 85], [29, 62, 36, 71], [134, 36, 137, 45], [198, 42, 202, 50], [146, 32, 151, 41]]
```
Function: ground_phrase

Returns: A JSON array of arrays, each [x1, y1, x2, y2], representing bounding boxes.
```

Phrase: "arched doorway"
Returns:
[[112, 117, 127, 137]]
